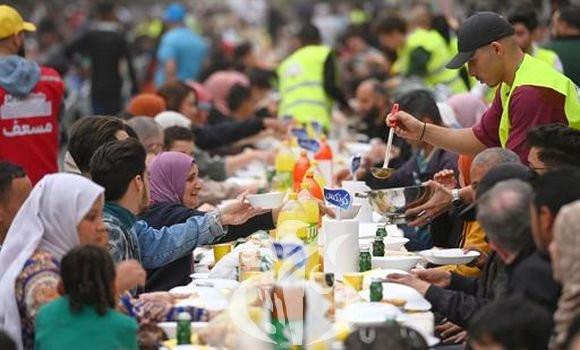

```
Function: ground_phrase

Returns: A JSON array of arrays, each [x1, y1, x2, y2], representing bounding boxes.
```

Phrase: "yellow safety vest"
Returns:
[[277, 45, 334, 130], [394, 29, 467, 94], [534, 47, 559, 69], [499, 54, 580, 147]]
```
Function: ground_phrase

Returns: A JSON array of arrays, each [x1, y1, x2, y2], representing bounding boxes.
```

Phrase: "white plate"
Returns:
[[359, 282, 431, 311], [372, 255, 423, 272], [339, 302, 401, 325], [420, 248, 480, 265], [157, 321, 208, 339], [169, 285, 228, 311], [188, 278, 240, 290], [362, 269, 408, 289], [344, 142, 372, 156]]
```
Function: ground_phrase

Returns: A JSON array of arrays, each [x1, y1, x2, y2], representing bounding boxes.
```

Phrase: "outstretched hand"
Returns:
[[220, 192, 269, 226], [386, 110, 425, 141]]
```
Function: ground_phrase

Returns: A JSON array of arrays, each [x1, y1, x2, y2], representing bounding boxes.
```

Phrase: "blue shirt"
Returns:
[[104, 202, 225, 269], [155, 27, 208, 87]]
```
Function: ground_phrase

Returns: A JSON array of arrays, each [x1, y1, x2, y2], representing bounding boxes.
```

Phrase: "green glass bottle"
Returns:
[[372, 236, 385, 257], [375, 226, 387, 238], [369, 278, 383, 302], [176, 311, 191, 345], [359, 247, 372, 272]]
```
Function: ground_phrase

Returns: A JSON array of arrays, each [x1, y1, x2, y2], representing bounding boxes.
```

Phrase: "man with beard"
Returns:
[[0, 5, 64, 185], [353, 79, 411, 169]]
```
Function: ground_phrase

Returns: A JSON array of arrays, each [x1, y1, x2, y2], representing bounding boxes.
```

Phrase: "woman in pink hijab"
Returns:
[[203, 71, 250, 115], [447, 93, 488, 128], [139, 152, 275, 291]]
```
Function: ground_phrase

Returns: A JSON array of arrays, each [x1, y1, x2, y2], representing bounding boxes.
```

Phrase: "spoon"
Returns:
[[370, 103, 399, 179]]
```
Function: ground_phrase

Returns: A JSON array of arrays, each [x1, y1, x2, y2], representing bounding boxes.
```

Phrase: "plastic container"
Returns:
[[302, 170, 323, 200], [308, 160, 326, 189], [273, 141, 295, 192], [293, 150, 310, 192], [276, 193, 308, 240], [314, 134, 333, 185]]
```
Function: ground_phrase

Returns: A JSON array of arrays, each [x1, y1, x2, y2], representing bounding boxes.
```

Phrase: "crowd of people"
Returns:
[[1, 0, 580, 349]]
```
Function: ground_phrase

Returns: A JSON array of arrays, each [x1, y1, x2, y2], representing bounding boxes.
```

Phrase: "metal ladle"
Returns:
[[370, 103, 398, 179]]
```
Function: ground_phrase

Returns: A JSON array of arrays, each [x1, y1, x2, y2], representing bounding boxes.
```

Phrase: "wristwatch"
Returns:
[[451, 189, 463, 208]]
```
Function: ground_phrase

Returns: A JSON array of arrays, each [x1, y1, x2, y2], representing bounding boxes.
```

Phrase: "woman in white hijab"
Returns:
[[0, 173, 107, 350]]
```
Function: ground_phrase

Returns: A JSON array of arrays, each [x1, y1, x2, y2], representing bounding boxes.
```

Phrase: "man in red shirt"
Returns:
[[0, 5, 64, 185]]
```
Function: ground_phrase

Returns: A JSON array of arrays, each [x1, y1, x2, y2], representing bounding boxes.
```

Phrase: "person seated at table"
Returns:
[[344, 322, 429, 350], [526, 123, 580, 175], [562, 314, 580, 350], [66, 115, 137, 176], [0, 174, 143, 350], [89, 139, 266, 272], [163, 125, 269, 205], [156, 80, 287, 151], [551, 199, 580, 346], [35, 245, 138, 350], [139, 151, 276, 291], [0, 331, 16, 350], [0, 162, 32, 250], [388, 165, 537, 329], [429, 148, 520, 277], [127, 116, 165, 156], [467, 296, 553, 350]]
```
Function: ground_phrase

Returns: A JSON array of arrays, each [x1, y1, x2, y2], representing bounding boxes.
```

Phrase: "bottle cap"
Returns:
[[177, 311, 191, 321]]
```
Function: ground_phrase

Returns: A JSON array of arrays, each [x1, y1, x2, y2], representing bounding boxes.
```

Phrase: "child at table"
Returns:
[[35, 245, 138, 350]]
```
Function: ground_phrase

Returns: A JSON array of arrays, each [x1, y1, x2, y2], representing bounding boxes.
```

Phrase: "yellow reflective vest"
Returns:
[[394, 29, 467, 94], [534, 47, 561, 71], [277, 45, 333, 130], [499, 54, 580, 147]]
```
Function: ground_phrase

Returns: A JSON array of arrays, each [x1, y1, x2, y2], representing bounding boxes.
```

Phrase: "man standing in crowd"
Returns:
[[374, 8, 467, 97], [388, 12, 580, 225], [0, 5, 64, 185], [389, 12, 580, 164], [277, 23, 348, 131], [155, 3, 208, 87], [65, 1, 138, 115], [545, 5, 580, 86], [508, 6, 563, 72]]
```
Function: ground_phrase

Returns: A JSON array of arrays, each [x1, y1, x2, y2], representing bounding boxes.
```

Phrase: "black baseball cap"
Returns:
[[446, 12, 515, 69]]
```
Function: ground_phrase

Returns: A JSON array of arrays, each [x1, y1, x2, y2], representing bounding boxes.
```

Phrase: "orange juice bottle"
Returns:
[[293, 150, 310, 192], [308, 160, 326, 189], [314, 134, 333, 185], [302, 170, 323, 200]]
